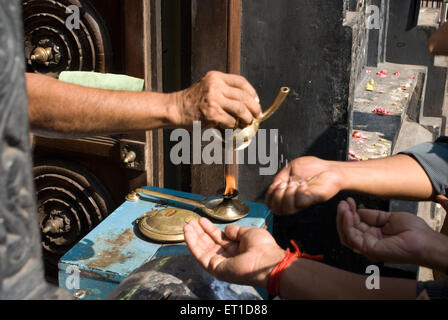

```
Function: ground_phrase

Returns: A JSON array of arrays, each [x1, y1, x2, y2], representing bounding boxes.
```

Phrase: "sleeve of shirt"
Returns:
[[399, 136, 448, 196], [417, 279, 448, 300]]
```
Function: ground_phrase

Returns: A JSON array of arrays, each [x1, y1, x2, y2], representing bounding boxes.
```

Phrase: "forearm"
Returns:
[[333, 154, 435, 201], [278, 259, 417, 300], [26, 73, 178, 138]]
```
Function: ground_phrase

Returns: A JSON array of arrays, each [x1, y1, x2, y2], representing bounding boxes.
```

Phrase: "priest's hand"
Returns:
[[174, 71, 261, 129]]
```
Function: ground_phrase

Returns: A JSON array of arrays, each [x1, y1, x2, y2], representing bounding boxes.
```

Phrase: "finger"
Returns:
[[210, 107, 239, 129], [199, 217, 232, 248], [344, 198, 367, 232], [224, 224, 252, 242], [265, 180, 283, 205], [184, 221, 218, 267], [270, 182, 289, 214], [183, 222, 199, 249], [336, 200, 352, 247], [281, 182, 299, 214], [222, 87, 261, 120], [356, 208, 391, 228], [185, 219, 218, 251], [265, 166, 291, 204], [344, 198, 372, 233], [341, 206, 365, 252], [346, 197, 358, 213], [221, 73, 259, 101], [220, 97, 254, 126]]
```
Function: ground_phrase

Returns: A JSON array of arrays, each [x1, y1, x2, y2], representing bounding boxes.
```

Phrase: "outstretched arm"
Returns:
[[184, 218, 417, 300], [266, 154, 435, 215], [26, 71, 261, 138]]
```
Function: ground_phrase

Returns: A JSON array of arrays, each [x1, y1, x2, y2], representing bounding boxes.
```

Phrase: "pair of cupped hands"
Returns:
[[184, 156, 447, 289]]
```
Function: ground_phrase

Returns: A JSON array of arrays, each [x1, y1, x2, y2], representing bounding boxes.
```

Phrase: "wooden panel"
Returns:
[[190, 0, 244, 196], [145, 0, 164, 188], [190, 0, 228, 80], [123, 0, 146, 143], [227, 0, 242, 74], [123, 0, 164, 188], [226, 0, 242, 190], [35, 136, 119, 159]]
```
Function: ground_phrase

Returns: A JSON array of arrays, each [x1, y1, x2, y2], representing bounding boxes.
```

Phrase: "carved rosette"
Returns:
[[0, 0, 70, 299]]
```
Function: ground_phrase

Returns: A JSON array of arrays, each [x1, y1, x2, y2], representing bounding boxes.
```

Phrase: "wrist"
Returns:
[[138, 91, 180, 128], [258, 247, 286, 290], [165, 91, 185, 127], [332, 161, 365, 192], [265, 241, 324, 297], [324, 161, 347, 192]]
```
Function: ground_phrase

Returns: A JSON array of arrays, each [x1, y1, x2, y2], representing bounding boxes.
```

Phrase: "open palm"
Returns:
[[266, 157, 342, 215], [184, 218, 285, 288], [337, 198, 432, 265]]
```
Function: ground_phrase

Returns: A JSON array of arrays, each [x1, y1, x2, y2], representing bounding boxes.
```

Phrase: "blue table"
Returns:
[[58, 187, 273, 300]]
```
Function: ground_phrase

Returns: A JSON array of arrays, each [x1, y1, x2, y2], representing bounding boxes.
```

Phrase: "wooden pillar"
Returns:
[[190, 0, 243, 196], [124, 0, 164, 188]]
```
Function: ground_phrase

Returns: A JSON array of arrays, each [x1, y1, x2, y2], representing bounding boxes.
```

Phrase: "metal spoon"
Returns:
[[213, 86, 290, 151], [135, 188, 250, 222]]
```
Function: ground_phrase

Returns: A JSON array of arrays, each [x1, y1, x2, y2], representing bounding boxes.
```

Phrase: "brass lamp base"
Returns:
[[203, 197, 249, 222]]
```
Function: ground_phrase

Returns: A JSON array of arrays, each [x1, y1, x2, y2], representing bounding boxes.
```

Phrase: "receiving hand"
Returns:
[[183, 218, 285, 289], [337, 198, 433, 265], [265, 156, 343, 215], [175, 71, 261, 129]]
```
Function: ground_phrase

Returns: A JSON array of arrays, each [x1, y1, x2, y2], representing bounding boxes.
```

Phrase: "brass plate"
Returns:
[[137, 208, 201, 243]]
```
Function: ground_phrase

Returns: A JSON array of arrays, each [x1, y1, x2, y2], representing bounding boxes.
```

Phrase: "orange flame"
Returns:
[[224, 174, 236, 196]]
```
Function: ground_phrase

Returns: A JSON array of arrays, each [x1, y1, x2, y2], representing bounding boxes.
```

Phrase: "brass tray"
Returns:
[[137, 208, 201, 243]]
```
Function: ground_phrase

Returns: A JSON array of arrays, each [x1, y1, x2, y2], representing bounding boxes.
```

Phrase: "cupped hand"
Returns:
[[265, 156, 343, 215], [184, 218, 285, 289], [175, 71, 261, 129], [337, 198, 433, 265]]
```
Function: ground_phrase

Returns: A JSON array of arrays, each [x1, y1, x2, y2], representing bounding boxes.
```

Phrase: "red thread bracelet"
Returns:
[[267, 240, 324, 297]]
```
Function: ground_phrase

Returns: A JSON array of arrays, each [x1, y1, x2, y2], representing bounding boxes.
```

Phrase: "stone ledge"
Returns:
[[349, 62, 426, 161], [417, 8, 439, 28]]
